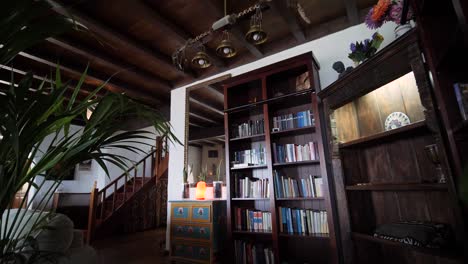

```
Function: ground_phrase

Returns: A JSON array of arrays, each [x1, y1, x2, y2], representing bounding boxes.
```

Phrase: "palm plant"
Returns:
[[0, 0, 179, 262], [198, 165, 208, 183]]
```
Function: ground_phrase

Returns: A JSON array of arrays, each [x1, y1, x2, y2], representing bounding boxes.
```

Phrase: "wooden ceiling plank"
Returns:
[[18, 52, 162, 106], [189, 122, 204, 128], [141, 1, 225, 68], [271, 0, 306, 42], [205, 85, 224, 102], [343, 0, 360, 25], [48, 0, 191, 79], [189, 111, 220, 124], [189, 97, 224, 115], [46, 37, 172, 94]]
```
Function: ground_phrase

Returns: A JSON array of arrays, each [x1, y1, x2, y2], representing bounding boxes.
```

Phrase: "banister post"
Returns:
[[87, 181, 99, 244]]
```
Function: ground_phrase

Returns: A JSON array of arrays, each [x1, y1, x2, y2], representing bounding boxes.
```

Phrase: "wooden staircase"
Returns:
[[86, 136, 169, 243]]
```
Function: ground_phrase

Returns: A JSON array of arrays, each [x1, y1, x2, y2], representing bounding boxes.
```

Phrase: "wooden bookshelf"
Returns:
[[223, 53, 338, 264], [229, 164, 267, 171], [318, 30, 465, 264], [229, 134, 265, 142]]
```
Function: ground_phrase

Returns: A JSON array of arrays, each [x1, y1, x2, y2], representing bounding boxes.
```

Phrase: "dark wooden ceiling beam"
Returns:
[[49, 0, 190, 80], [271, 0, 306, 42], [46, 37, 172, 94], [189, 126, 224, 141], [189, 97, 224, 115], [343, 0, 360, 25], [140, 1, 225, 69], [206, 85, 225, 102], [17, 52, 163, 106]]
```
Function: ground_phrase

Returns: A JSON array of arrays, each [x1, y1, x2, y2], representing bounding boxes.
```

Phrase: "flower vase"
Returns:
[[182, 182, 190, 199], [395, 23, 412, 38], [213, 181, 222, 199]]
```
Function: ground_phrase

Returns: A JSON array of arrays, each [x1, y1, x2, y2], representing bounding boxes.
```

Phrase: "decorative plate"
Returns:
[[384, 112, 411, 131]]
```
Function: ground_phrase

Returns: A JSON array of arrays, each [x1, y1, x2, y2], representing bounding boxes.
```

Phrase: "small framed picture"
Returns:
[[79, 160, 92, 171], [454, 83, 468, 121]]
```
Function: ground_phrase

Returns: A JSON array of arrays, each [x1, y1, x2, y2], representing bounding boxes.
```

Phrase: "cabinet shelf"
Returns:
[[338, 121, 427, 149], [279, 233, 329, 239], [271, 126, 315, 136], [345, 183, 448, 191], [276, 197, 324, 201], [230, 164, 267, 171], [273, 160, 320, 167], [351, 232, 460, 259], [230, 134, 265, 142]]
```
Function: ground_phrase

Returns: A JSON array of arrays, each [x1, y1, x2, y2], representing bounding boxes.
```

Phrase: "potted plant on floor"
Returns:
[[195, 166, 207, 200], [213, 161, 223, 199], [0, 1, 180, 262]]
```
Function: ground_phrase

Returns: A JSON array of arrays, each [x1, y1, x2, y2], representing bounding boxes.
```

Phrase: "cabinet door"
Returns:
[[171, 242, 211, 264], [191, 205, 211, 222]]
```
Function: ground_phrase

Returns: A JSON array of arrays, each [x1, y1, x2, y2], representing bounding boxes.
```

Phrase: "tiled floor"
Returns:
[[93, 228, 170, 264]]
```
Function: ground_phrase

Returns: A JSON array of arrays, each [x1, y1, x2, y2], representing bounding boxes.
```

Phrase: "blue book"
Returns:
[[274, 172, 282, 198], [287, 208, 293, 233], [296, 210, 302, 234], [297, 111, 303, 128]]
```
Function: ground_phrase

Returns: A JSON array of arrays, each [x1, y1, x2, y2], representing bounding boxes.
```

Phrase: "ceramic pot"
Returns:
[[395, 23, 412, 38], [182, 182, 190, 199], [213, 181, 223, 199]]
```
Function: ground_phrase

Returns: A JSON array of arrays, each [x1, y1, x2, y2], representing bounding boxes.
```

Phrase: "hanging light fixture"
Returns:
[[191, 44, 212, 69], [216, 30, 237, 58], [245, 6, 268, 45]]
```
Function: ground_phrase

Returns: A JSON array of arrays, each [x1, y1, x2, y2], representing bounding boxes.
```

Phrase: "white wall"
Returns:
[[166, 22, 400, 248]]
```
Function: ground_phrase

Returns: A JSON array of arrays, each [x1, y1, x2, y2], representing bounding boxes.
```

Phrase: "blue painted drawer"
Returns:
[[171, 204, 190, 220], [191, 205, 211, 222], [172, 223, 211, 241], [171, 242, 211, 263]]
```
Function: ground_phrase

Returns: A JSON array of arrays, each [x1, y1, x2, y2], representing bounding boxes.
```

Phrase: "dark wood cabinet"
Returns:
[[318, 30, 466, 264], [223, 53, 339, 264]]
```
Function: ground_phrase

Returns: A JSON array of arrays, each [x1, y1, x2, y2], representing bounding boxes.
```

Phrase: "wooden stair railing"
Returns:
[[86, 136, 170, 243]]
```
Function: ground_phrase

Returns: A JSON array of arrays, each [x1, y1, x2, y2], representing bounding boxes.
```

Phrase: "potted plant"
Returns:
[[182, 165, 191, 199], [195, 166, 207, 200], [348, 32, 384, 66], [365, 0, 414, 37], [213, 160, 224, 199]]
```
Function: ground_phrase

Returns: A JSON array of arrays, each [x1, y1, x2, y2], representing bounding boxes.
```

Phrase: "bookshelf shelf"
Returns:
[[276, 197, 324, 201], [273, 160, 320, 167], [231, 198, 270, 201], [232, 230, 273, 236], [230, 164, 267, 171], [279, 233, 329, 239], [225, 53, 336, 264], [351, 232, 460, 259], [230, 134, 265, 142], [338, 121, 427, 149], [271, 126, 315, 136], [345, 183, 448, 191]]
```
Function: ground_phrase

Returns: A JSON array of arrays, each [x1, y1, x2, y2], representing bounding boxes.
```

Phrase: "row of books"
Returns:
[[272, 142, 319, 163], [232, 119, 265, 139], [273, 172, 323, 198], [278, 207, 329, 235], [234, 241, 275, 264], [235, 207, 272, 233], [234, 177, 270, 198], [232, 146, 266, 168], [272, 110, 314, 132]]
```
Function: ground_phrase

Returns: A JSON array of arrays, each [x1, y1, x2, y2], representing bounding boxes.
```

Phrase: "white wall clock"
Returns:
[[385, 112, 411, 131]]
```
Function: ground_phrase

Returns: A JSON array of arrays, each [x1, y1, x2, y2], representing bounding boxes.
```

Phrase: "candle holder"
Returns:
[[424, 144, 447, 184]]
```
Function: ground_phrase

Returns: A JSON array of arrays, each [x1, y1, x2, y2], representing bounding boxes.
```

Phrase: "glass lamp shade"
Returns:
[[191, 51, 212, 69], [245, 25, 267, 45], [195, 181, 206, 200]]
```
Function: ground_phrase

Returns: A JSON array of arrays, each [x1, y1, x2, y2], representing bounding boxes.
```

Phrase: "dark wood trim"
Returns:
[[271, 0, 306, 42]]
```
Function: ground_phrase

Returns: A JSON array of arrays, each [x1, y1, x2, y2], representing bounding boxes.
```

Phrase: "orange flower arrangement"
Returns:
[[371, 0, 392, 21]]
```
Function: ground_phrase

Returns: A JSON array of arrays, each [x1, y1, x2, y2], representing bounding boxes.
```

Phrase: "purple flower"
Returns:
[[350, 43, 357, 52], [364, 39, 371, 47]]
